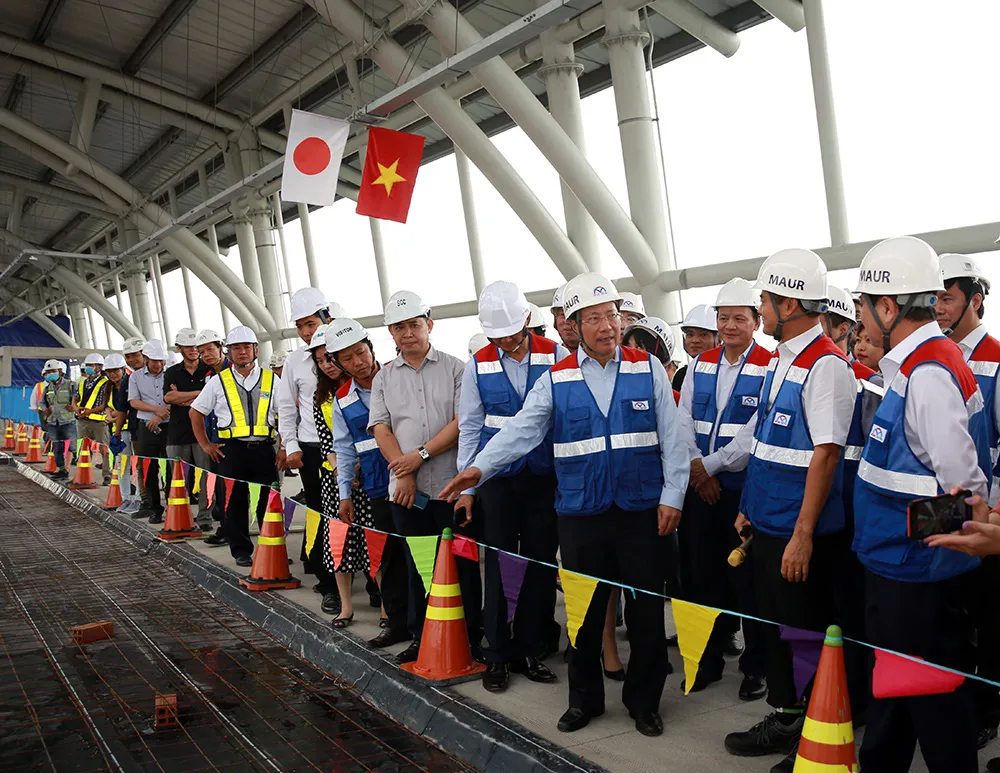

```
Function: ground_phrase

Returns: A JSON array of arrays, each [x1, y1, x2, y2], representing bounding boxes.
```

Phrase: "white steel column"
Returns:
[[297, 203, 320, 288], [180, 266, 198, 329], [198, 166, 235, 332], [112, 274, 124, 313], [69, 301, 91, 347], [86, 306, 99, 348], [272, 193, 294, 318], [99, 281, 113, 345], [803, 0, 848, 246], [249, 198, 279, 359], [149, 254, 171, 346], [454, 149, 486, 296], [6, 186, 23, 233], [602, 0, 682, 324]]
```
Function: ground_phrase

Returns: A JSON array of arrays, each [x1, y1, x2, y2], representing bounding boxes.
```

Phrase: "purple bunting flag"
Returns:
[[780, 625, 825, 699], [283, 497, 297, 535], [498, 551, 529, 624]]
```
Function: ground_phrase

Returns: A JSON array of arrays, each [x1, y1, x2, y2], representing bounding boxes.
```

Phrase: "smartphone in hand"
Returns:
[[413, 490, 430, 510], [907, 490, 972, 539]]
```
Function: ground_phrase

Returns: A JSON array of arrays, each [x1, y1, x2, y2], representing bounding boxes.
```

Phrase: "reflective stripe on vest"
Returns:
[[336, 378, 390, 498], [78, 376, 109, 420], [217, 368, 274, 439]]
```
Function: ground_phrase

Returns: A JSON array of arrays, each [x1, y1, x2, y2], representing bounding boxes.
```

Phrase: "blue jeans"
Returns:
[[48, 421, 77, 470]]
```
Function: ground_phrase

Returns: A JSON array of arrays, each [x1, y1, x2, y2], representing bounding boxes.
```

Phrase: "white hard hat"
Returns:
[[384, 290, 431, 326], [562, 272, 622, 319], [104, 353, 126, 370], [826, 286, 856, 322], [528, 303, 546, 328], [468, 332, 490, 358], [290, 287, 330, 323], [325, 318, 370, 354], [479, 281, 530, 338], [142, 339, 167, 360], [855, 236, 942, 304], [551, 283, 568, 313], [619, 292, 645, 317], [715, 278, 760, 310], [306, 323, 329, 351], [940, 253, 991, 294], [83, 353, 105, 366], [122, 336, 145, 355], [623, 315, 675, 360], [226, 325, 258, 345], [269, 349, 288, 368], [680, 304, 718, 332], [173, 327, 198, 347], [195, 329, 223, 347], [42, 359, 64, 373], [754, 248, 829, 302]]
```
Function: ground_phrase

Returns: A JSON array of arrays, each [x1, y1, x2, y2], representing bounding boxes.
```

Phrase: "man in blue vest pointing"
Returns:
[[441, 272, 688, 738]]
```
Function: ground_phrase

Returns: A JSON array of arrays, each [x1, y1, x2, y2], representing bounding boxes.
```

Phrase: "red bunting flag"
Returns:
[[355, 127, 425, 224], [141, 458, 151, 480], [130, 454, 138, 479], [365, 529, 389, 577], [223, 478, 235, 510], [328, 519, 350, 570], [205, 473, 216, 506], [453, 534, 480, 562], [872, 650, 966, 699]]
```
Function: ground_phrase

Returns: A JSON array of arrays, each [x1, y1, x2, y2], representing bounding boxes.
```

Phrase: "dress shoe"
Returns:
[[396, 640, 421, 664], [979, 727, 999, 750], [724, 712, 803, 756], [49, 469, 68, 480], [147, 512, 163, 525], [469, 642, 486, 664], [234, 555, 252, 567], [629, 710, 664, 737], [666, 634, 678, 648], [368, 628, 411, 648], [723, 633, 744, 658], [204, 532, 227, 546], [482, 662, 510, 692], [557, 707, 602, 733], [321, 593, 341, 615], [739, 674, 767, 702], [131, 508, 153, 520], [770, 743, 798, 773], [511, 656, 557, 683], [681, 671, 722, 693], [603, 665, 626, 682]]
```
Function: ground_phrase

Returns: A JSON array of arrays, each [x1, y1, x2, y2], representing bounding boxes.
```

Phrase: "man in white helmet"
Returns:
[[191, 326, 281, 567], [550, 282, 581, 352], [269, 349, 288, 378], [39, 359, 75, 479], [852, 237, 991, 773], [128, 340, 171, 523], [673, 304, 719, 391], [70, 353, 112, 486], [618, 291, 645, 327], [677, 278, 770, 702], [163, 327, 212, 529], [368, 289, 482, 665], [192, 329, 232, 543], [527, 303, 547, 338], [103, 353, 137, 513], [725, 249, 857, 769], [458, 281, 567, 693], [116, 337, 146, 508], [467, 333, 489, 359], [442, 272, 688, 738]]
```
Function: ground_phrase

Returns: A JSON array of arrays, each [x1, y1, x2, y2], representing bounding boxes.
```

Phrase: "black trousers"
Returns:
[[860, 570, 977, 773], [683, 486, 764, 679], [218, 441, 278, 559], [136, 423, 168, 515], [478, 471, 559, 664], [297, 443, 325, 572], [972, 555, 1000, 732], [391, 500, 483, 643], [559, 506, 669, 715], [371, 496, 408, 633]]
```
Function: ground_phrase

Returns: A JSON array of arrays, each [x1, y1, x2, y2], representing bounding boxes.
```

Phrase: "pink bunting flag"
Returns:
[[873, 650, 966, 699], [205, 473, 216, 505], [453, 534, 480, 562], [365, 529, 388, 577], [498, 551, 529, 624], [130, 454, 138, 478], [64, 439, 71, 457], [328, 519, 350, 570], [282, 497, 297, 535], [223, 478, 235, 510]]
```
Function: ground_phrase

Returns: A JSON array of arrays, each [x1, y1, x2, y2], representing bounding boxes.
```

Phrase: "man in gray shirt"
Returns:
[[368, 290, 482, 665], [128, 339, 170, 524]]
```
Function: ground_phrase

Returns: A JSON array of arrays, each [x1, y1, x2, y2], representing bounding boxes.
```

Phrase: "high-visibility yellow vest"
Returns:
[[77, 376, 109, 421], [107, 384, 128, 431], [320, 397, 334, 471], [217, 367, 275, 439]]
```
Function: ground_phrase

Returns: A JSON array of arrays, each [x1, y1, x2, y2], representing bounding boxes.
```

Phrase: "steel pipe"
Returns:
[[649, 0, 740, 57], [753, 0, 805, 31], [454, 149, 486, 296]]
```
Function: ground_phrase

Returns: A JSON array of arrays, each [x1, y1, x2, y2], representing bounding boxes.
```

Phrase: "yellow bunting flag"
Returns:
[[405, 535, 438, 596], [558, 568, 599, 648], [159, 458, 168, 483], [120, 454, 128, 476], [76, 438, 83, 458], [193, 468, 203, 495], [673, 600, 722, 695], [248, 483, 261, 520], [304, 508, 321, 556]]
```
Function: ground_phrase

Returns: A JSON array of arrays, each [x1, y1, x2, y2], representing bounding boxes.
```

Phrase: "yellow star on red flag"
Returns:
[[371, 159, 406, 197]]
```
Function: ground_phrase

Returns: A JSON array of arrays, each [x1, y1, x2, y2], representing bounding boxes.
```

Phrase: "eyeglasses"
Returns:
[[580, 311, 622, 327]]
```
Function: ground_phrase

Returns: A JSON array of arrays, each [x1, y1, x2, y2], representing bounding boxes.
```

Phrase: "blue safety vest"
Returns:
[[741, 335, 847, 538], [854, 335, 990, 581], [550, 347, 662, 516], [842, 360, 881, 536], [473, 333, 557, 477], [336, 378, 390, 499], [968, 333, 1000, 477], [690, 342, 772, 491]]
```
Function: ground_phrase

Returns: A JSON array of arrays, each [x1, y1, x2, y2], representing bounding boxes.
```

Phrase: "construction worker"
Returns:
[[118, 338, 146, 510], [196, 329, 232, 545], [29, 368, 47, 438], [468, 332, 489, 359], [935, 252, 1000, 749], [527, 303, 547, 338], [458, 281, 565, 693], [853, 237, 990, 773], [619, 291, 645, 327], [71, 352, 112, 486], [191, 326, 280, 567], [853, 320, 884, 371], [128, 339, 170, 523], [550, 282, 581, 352], [442, 272, 688, 738], [622, 315, 679, 383], [104, 353, 138, 513], [724, 250, 856, 772], [164, 328, 212, 531], [677, 278, 769, 701], [672, 304, 719, 391], [269, 349, 288, 378], [39, 360, 74, 479], [368, 289, 482, 665]]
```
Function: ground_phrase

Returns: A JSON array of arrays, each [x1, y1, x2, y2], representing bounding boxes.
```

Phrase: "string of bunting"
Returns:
[[23, 430, 992, 697]]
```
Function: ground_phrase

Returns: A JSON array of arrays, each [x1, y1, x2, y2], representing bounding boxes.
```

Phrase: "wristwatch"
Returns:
[[417, 446, 430, 461]]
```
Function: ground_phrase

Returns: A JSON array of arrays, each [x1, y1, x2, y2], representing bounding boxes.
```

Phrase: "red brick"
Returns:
[[155, 693, 178, 728], [70, 621, 114, 645]]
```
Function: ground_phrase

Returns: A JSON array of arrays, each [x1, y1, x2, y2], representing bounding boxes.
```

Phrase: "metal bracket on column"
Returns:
[[536, 60, 584, 81]]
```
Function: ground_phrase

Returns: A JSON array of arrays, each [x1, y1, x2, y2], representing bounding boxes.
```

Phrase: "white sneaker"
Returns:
[[116, 502, 131, 514]]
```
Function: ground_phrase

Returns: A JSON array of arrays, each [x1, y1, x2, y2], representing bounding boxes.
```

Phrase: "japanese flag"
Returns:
[[280, 109, 350, 207]]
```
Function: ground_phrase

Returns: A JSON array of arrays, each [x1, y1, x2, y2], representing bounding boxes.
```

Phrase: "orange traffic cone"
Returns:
[[42, 440, 58, 473], [156, 460, 201, 541], [401, 528, 486, 681], [13, 423, 29, 456], [103, 455, 123, 509], [69, 438, 99, 489], [240, 489, 300, 591], [25, 425, 44, 463], [2, 420, 15, 450], [793, 625, 858, 772]]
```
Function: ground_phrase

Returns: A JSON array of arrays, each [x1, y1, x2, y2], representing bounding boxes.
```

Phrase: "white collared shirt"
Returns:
[[274, 346, 318, 453]]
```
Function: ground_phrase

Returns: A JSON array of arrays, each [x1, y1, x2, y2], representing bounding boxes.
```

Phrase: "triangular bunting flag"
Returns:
[[304, 508, 321, 557], [248, 483, 261, 518], [223, 478, 235, 510], [76, 438, 83, 458], [365, 529, 388, 577], [64, 439, 71, 458], [142, 458, 151, 480], [498, 552, 529, 624], [405, 535, 438, 596], [559, 568, 599, 648], [192, 468, 203, 495], [780, 625, 825, 699], [130, 454, 138, 478], [673, 600, 722, 695], [328, 519, 350, 570], [206, 473, 217, 506], [453, 534, 480, 562], [119, 454, 127, 476], [282, 497, 297, 535], [159, 458, 168, 484], [872, 649, 966, 699]]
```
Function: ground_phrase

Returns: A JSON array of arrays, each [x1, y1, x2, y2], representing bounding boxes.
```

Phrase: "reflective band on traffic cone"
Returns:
[[13, 424, 29, 456], [42, 440, 58, 473], [103, 455, 123, 509], [156, 459, 202, 541], [68, 438, 98, 489], [793, 625, 859, 772], [3, 420, 16, 450], [240, 489, 300, 591], [25, 425, 44, 463], [401, 528, 486, 681]]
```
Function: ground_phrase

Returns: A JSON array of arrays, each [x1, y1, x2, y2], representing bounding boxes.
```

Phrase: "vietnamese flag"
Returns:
[[356, 127, 425, 223]]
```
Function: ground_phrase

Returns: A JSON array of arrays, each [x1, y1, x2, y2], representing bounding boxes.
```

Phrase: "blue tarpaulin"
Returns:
[[0, 314, 72, 386]]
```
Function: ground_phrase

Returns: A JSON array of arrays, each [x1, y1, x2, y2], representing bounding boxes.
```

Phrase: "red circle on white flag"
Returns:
[[293, 137, 331, 175]]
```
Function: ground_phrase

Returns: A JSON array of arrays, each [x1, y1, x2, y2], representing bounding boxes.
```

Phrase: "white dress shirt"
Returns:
[[274, 346, 318, 454], [768, 325, 855, 448], [879, 321, 988, 499], [191, 363, 281, 438]]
